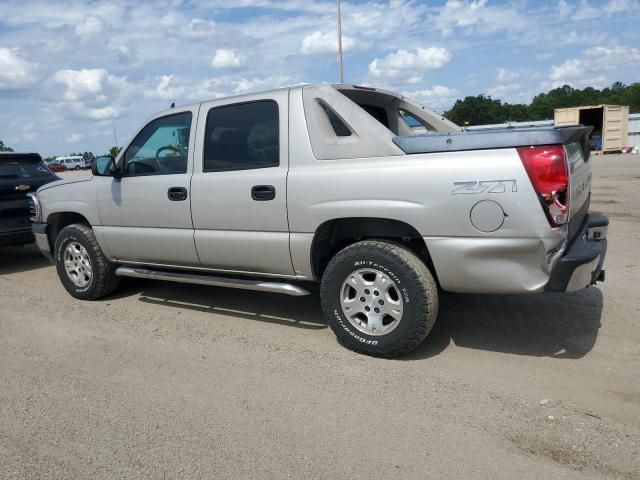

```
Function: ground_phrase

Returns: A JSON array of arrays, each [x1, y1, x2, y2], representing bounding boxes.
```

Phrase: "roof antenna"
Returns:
[[337, 0, 344, 83]]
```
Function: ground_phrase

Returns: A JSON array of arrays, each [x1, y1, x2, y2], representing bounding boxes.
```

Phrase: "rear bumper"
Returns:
[[31, 222, 54, 261], [545, 214, 608, 292]]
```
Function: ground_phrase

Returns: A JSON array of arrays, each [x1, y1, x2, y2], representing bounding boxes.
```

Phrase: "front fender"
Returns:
[[38, 180, 100, 226]]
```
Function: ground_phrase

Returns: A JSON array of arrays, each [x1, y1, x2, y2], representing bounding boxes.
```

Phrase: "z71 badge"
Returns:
[[451, 179, 517, 195]]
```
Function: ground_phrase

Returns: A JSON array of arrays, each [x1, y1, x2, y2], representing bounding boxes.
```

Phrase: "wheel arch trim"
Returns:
[[307, 217, 440, 283]]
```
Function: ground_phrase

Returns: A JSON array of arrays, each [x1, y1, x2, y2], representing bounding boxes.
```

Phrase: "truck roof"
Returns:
[[153, 83, 413, 118], [154, 84, 307, 117]]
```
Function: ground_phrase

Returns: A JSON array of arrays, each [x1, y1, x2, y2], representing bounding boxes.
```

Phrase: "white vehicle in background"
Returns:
[[55, 156, 85, 170]]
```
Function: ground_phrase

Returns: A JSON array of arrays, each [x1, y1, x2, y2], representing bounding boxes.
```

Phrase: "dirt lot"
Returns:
[[1, 155, 639, 479]]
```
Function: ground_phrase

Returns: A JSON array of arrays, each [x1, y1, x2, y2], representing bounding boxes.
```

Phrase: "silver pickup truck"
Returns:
[[30, 84, 608, 357]]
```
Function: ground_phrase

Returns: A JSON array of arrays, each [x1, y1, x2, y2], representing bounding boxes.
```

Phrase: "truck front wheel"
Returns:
[[320, 240, 438, 358], [54, 224, 120, 300]]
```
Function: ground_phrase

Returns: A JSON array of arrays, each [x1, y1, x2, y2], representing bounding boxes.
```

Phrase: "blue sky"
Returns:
[[1, 0, 639, 156]]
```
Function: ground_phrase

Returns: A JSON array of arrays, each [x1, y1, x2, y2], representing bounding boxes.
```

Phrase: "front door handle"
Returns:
[[251, 185, 276, 201], [168, 186, 188, 201]]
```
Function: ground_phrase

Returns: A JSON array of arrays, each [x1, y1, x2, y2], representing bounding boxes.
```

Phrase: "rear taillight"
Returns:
[[517, 145, 569, 227]]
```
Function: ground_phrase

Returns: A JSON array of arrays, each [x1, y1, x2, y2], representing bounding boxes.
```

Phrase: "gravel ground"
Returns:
[[1, 154, 639, 479]]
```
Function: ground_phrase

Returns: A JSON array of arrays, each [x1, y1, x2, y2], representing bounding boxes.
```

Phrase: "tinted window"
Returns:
[[0, 160, 54, 179], [360, 104, 389, 129], [203, 101, 279, 172], [320, 102, 351, 137], [124, 112, 191, 176], [399, 109, 428, 132]]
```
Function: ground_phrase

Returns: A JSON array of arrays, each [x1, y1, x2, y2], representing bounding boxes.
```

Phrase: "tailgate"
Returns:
[[565, 137, 592, 241]]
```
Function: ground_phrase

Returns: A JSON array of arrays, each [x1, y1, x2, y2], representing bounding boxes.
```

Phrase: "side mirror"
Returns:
[[92, 155, 119, 177]]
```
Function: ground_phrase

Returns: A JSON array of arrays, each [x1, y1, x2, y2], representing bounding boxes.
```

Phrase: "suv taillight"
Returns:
[[517, 145, 569, 227]]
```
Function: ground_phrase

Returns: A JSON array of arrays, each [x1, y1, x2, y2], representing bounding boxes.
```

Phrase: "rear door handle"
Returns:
[[251, 185, 276, 201], [168, 186, 188, 201]]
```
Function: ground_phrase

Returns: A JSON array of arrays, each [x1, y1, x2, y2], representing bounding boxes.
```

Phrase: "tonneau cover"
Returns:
[[393, 125, 592, 154]]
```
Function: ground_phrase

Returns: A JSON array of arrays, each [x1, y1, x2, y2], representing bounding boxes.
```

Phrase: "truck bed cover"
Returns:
[[393, 125, 592, 154]]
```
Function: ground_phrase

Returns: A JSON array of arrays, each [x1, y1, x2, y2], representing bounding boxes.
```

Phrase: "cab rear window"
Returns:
[[0, 160, 54, 179]]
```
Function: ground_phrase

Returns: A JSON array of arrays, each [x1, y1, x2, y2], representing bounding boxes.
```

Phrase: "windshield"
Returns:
[[0, 161, 54, 179]]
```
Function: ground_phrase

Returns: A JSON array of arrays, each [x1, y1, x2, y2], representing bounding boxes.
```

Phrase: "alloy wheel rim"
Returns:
[[340, 268, 404, 336], [63, 242, 92, 288]]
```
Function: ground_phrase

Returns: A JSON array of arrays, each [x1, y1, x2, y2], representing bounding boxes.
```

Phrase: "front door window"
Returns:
[[123, 112, 192, 176]]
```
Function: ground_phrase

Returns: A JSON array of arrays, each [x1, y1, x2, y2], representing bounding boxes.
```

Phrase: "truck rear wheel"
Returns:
[[320, 240, 438, 358], [54, 224, 120, 300]]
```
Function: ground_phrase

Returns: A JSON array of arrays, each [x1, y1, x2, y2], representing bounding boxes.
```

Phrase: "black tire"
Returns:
[[74, 165, 80, 170], [320, 240, 438, 358], [54, 223, 120, 300]]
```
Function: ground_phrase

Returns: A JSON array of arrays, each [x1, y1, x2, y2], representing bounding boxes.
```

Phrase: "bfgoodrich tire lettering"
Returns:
[[54, 223, 120, 300], [320, 240, 439, 358]]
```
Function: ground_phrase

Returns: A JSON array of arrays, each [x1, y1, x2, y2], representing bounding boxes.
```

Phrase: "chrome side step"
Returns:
[[115, 266, 310, 297]]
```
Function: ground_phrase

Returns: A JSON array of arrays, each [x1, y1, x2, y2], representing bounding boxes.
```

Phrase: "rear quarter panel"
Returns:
[[287, 148, 567, 292]]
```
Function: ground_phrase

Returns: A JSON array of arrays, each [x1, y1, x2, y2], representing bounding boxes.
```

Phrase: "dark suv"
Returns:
[[0, 153, 59, 247]]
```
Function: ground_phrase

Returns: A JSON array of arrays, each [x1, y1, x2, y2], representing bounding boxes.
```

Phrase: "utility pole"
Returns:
[[337, 0, 344, 83]]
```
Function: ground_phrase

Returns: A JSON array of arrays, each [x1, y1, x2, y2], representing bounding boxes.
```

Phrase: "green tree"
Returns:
[[528, 82, 640, 119], [444, 95, 504, 126], [444, 95, 531, 125], [444, 82, 639, 125], [623, 83, 640, 113], [0, 140, 14, 152], [109, 146, 122, 158]]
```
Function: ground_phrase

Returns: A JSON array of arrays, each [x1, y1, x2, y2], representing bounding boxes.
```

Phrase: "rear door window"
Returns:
[[203, 100, 279, 172]]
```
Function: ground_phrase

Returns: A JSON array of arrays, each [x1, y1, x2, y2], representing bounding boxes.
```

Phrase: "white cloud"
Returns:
[[556, 0, 572, 17], [186, 18, 216, 37], [147, 74, 187, 100], [66, 132, 83, 143], [573, 0, 600, 20], [561, 30, 607, 45], [369, 47, 451, 82], [0, 47, 38, 90], [404, 85, 459, 110], [211, 48, 245, 69], [548, 45, 640, 88], [52, 68, 107, 101], [496, 67, 519, 82], [145, 74, 294, 102], [190, 75, 293, 100], [604, 0, 640, 12], [536, 52, 556, 60], [75, 15, 105, 39], [51, 68, 137, 120], [81, 105, 123, 120], [0, 0, 638, 157], [300, 30, 356, 55], [487, 83, 521, 99], [107, 43, 140, 65], [430, 0, 529, 37], [550, 59, 582, 82]]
